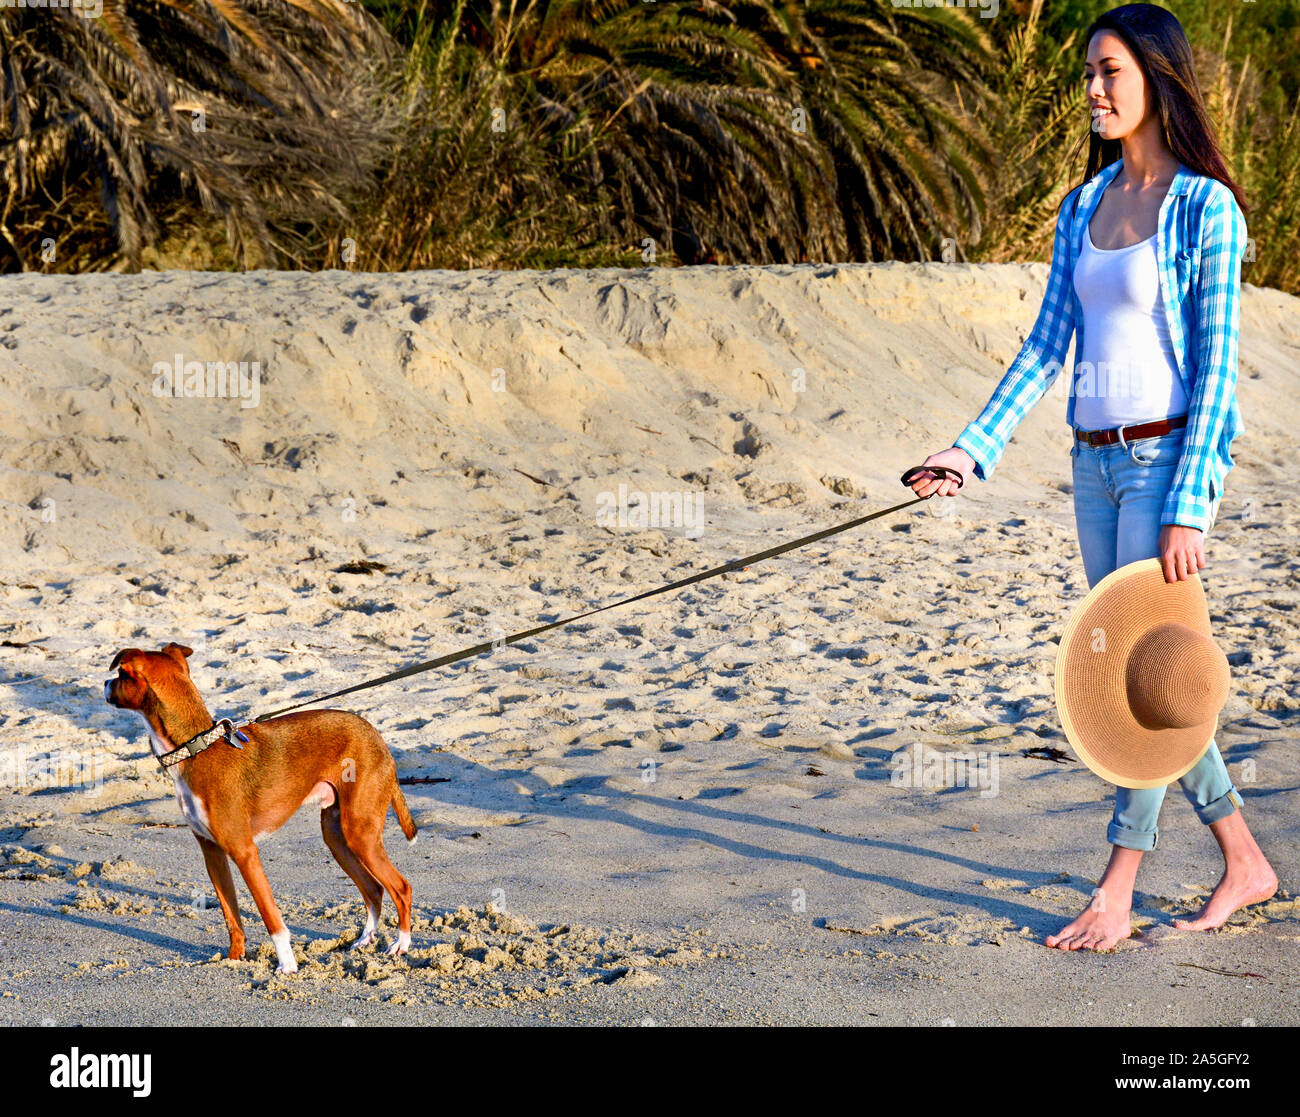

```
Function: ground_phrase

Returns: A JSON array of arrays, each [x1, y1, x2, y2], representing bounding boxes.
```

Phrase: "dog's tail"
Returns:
[[391, 783, 418, 844]]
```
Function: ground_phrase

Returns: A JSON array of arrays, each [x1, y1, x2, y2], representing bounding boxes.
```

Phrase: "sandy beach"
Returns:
[[1, 262, 1297, 1025]]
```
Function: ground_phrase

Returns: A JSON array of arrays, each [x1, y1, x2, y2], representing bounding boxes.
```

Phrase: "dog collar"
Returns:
[[157, 718, 249, 771]]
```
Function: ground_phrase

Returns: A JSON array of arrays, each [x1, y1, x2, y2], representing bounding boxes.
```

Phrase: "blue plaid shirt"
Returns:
[[954, 158, 1247, 534]]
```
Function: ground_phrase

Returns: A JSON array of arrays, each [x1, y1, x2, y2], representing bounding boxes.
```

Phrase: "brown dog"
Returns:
[[104, 643, 416, 973]]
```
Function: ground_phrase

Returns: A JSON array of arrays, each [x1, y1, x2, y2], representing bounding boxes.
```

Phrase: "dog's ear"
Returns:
[[110, 648, 142, 672], [162, 643, 193, 663]]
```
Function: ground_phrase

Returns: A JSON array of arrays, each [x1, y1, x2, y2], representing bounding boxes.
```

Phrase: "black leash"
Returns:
[[251, 465, 963, 723]]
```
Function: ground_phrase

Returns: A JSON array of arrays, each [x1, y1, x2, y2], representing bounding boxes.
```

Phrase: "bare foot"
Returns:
[[1045, 901, 1133, 951], [1172, 863, 1279, 931]]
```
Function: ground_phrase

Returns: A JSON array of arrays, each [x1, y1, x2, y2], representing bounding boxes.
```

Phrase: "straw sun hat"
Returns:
[[1055, 558, 1232, 790]]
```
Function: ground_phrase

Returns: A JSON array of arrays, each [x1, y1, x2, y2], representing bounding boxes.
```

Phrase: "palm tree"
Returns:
[[362, 0, 998, 267], [2, 0, 999, 270], [0, 0, 397, 271]]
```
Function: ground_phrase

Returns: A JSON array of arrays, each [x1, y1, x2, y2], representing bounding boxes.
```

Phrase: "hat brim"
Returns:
[[1055, 557, 1218, 789]]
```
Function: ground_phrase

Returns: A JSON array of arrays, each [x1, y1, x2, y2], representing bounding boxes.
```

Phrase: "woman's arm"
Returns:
[[952, 186, 1081, 482], [1160, 184, 1246, 535], [1154, 183, 1246, 583]]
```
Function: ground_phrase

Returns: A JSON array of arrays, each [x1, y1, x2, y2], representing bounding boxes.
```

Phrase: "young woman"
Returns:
[[910, 4, 1277, 950]]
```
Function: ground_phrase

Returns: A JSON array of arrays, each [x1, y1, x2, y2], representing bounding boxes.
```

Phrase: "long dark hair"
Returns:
[[1072, 3, 1248, 214]]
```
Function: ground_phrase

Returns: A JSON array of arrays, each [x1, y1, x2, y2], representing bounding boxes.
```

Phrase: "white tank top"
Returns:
[[1071, 223, 1188, 430]]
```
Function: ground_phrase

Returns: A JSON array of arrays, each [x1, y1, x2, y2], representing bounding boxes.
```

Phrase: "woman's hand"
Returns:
[[1159, 524, 1206, 583], [909, 447, 975, 498]]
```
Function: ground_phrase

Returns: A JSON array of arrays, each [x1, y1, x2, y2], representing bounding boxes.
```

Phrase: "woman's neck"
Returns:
[[1117, 134, 1181, 192]]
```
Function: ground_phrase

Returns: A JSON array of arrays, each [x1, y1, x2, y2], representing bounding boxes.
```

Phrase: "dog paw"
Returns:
[[270, 930, 297, 974], [385, 931, 411, 957], [351, 932, 375, 951]]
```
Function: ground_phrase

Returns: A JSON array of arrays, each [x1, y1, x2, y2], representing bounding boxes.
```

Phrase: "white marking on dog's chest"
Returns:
[[148, 726, 215, 841], [172, 776, 215, 841]]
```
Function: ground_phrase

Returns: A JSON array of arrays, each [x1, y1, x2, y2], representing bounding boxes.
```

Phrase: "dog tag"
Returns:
[[216, 718, 248, 748]]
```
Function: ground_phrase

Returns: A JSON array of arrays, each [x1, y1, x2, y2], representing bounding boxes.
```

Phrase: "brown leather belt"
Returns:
[[1073, 413, 1188, 447]]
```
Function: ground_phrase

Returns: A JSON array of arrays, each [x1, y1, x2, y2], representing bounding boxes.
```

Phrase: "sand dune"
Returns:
[[1, 262, 1296, 1024]]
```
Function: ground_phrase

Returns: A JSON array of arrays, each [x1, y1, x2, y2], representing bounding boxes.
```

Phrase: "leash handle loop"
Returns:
[[899, 464, 964, 494]]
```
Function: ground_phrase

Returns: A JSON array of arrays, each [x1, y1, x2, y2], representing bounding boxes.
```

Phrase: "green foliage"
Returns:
[[0, 0, 397, 271], [349, 0, 996, 268], [1, 0, 1296, 290]]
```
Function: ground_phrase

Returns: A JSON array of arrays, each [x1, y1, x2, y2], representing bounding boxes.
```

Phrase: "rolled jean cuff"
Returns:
[[1195, 786, 1242, 826], [1107, 819, 1158, 852]]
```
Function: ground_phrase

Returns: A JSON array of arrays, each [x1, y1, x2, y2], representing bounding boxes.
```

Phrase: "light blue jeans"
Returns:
[[1070, 424, 1241, 851]]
